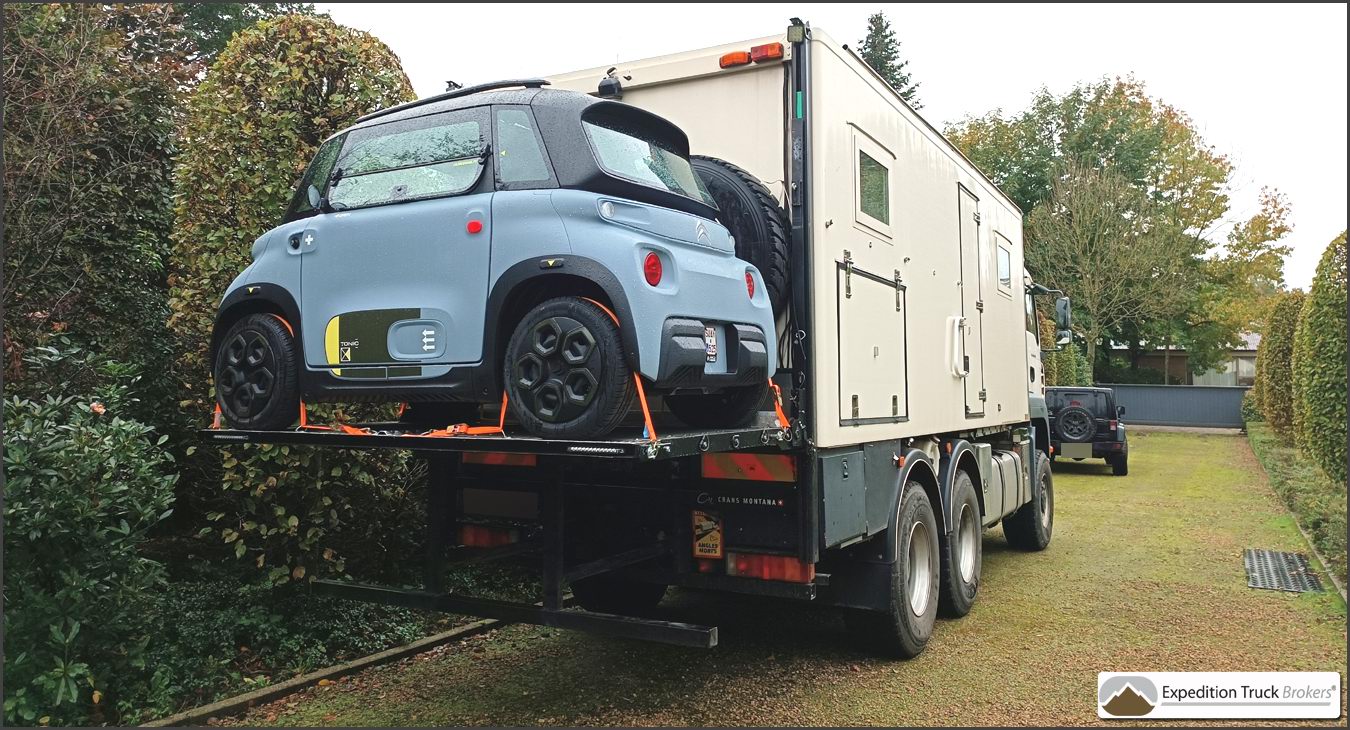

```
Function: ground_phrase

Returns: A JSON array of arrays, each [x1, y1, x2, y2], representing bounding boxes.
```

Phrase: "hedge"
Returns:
[[1254, 290, 1305, 436], [1292, 232, 1347, 485], [167, 14, 419, 584]]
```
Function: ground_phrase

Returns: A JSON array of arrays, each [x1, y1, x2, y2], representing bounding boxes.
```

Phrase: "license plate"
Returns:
[[1060, 442, 1093, 459], [703, 326, 718, 362], [692, 510, 723, 559]]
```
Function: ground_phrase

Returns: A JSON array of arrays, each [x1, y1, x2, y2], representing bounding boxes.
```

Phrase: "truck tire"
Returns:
[[1109, 453, 1129, 476], [690, 156, 789, 313], [214, 313, 300, 430], [504, 297, 635, 439], [1004, 452, 1054, 551], [663, 382, 768, 429], [844, 480, 940, 658], [938, 470, 981, 618], [570, 574, 667, 616], [1054, 404, 1095, 443]]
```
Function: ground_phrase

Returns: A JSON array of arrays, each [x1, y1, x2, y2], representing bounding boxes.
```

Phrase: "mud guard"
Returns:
[[938, 438, 977, 535]]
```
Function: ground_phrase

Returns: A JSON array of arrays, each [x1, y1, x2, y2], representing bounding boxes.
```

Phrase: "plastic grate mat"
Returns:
[[1244, 549, 1324, 593]]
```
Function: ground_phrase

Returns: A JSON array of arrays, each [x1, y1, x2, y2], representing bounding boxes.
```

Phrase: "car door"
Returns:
[[298, 107, 493, 377]]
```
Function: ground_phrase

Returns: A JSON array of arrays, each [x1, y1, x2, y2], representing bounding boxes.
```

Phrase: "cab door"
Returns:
[[298, 107, 492, 376]]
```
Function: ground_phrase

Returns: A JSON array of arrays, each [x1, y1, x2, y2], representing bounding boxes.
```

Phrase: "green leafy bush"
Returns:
[[2, 4, 192, 428], [1240, 388, 1262, 423], [168, 14, 418, 582], [1292, 232, 1348, 485], [1254, 290, 1305, 436], [3, 348, 178, 726]]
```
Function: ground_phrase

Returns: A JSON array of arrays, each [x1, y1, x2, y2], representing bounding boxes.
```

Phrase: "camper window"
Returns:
[[859, 151, 889, 225], [996, 241, 1013, 295]]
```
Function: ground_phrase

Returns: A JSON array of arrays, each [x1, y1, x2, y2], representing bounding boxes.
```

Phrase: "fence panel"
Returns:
[[1103, 384, 1250, 428]]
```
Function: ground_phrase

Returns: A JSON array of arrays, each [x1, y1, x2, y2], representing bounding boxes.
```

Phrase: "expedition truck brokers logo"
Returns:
[[1098, 672, 1341, 720]]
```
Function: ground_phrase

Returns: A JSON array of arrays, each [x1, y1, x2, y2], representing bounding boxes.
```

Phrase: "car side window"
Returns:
[[494, 107, 552, 185], [328, 110, 485, 210]]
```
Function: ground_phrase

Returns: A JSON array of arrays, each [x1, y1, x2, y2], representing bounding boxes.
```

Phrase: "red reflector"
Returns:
[[745, 271, 755, 299], [701, 452, 796, 482], [1109, 420, 1117, 431], [719, 51, 752, 68], [726, 552, 814, 583], [459, 524, 516, 548], [750, 42, 784, 63], [466, 219, 483, 234], [643, 252, 662, 286], [462, 451, 537, 467]]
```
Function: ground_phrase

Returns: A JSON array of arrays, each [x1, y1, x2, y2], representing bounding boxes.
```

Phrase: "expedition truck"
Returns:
[[202, 19, 1072, 658]]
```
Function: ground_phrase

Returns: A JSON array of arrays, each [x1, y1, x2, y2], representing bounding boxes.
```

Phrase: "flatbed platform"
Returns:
[[198, 421, 796, 461]]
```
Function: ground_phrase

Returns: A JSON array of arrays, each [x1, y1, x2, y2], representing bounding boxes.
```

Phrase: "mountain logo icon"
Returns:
[[1099, 675, 1158, 717]]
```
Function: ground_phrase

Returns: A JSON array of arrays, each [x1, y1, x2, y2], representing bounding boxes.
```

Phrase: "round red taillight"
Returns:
[[745, 271, 755, 299], [643, 252, 662, 286]]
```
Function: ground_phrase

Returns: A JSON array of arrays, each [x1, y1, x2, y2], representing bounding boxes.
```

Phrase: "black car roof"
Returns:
[[347, 85, 596, 132], [1045, 386, 1112, 393]]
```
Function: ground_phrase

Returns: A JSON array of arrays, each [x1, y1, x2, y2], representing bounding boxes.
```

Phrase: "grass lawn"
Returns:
[[225, 430, 1347, 727]]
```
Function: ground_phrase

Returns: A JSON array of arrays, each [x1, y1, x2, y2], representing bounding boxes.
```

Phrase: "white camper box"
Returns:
[[550, 28, 1030, 452]]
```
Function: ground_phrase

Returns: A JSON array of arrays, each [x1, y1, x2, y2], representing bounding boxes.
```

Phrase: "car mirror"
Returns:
[[306, 184, 322, 210], [1117, 405, 1125, 416]]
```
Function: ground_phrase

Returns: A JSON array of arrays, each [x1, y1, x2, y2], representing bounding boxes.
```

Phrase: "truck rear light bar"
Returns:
[[720, 43, 784, 69], [726, 552, 814, 583]]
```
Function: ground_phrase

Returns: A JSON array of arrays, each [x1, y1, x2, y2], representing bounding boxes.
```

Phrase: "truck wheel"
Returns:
[[690, 156, 789, 313], [1004, 453, 1054, 551], [570, 574, 667, 616], [504, 297, 634, 439], [844, 480, 940, 658], [938, 470, 981, 618], [1110, 453, 1129, 477], [663, 382, 768, 429], [214, 313, 300, 430]]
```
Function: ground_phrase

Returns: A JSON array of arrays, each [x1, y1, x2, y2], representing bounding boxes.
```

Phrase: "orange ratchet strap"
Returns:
[[580, 297, 658, 443], [769, 379, 791, 429]]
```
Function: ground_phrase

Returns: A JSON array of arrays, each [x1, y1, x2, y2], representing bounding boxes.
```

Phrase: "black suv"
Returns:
[[1046, 387, 1129, 476]]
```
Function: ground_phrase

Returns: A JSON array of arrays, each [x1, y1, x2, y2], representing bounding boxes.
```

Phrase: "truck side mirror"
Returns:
[[1054, 296, 1072, 330]]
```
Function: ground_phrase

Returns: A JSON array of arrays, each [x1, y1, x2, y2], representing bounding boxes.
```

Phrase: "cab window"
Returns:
[[327, 110, 485, 210], [494, 107, 552, 185]]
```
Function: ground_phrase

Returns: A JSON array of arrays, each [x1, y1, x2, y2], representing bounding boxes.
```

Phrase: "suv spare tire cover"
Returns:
[[690, 156, 789, 314], [1055, 404, 1096, 443]]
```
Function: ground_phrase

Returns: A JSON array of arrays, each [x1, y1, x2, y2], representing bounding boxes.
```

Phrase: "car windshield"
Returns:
[[582, 115, 713, 206], [1049, 390, 1111, 415]]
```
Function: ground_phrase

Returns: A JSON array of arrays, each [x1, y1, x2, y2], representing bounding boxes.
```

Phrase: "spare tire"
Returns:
[[1055, 404, 1096, 443], [691, 156, 790, 313]]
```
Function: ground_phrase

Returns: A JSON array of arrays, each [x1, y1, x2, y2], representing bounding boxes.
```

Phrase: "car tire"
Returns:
[[844, 480, 940, 659], [570, 574, 667, 616], [663, 382, 768, 429], [938, 470, 981, 618], [504, 297, 635, 439], [213, 313, 300, 430], [690, 156, 790, 313], [1110, 453, 1129, 477], [1055, 404, 1095, 443], [1004, 452, 1053, 551]]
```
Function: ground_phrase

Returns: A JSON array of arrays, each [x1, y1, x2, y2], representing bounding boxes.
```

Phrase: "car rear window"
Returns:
[[1049, 391, 1110, 415], [581, 112, 713, 206]]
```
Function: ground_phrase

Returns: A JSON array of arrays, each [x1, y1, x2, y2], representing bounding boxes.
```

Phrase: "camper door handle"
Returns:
[[951, 316, 968, 378]]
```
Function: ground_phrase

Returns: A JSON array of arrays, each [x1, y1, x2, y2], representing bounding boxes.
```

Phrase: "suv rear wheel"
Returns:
[[213, 313, 300, 430], [504, 297, 635, 439]]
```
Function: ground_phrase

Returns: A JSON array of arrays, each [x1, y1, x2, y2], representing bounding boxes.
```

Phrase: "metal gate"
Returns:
[[1103, 384, 1249, 428]]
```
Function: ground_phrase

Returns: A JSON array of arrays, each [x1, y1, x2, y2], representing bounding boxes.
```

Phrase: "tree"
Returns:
[[1292, 232, 1347, 484], [2, 3, 194, 424], [1254, 290, 1306, 437], [1024, 162, 1189, 377], [180, 2, 319, 64], [858, 11, 921, 108], [168, 14, 418, 583]]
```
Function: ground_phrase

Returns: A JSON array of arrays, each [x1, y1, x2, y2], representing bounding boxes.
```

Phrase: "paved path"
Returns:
[[227, 431, 1346, 727]]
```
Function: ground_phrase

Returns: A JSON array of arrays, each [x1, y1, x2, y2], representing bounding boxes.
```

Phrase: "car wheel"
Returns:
[[938, 470, 982, 618], [1055, 404, 1095, 443], [504, 297, 635, 439], [1003, 452, 1054, 551], [214, 313, 300, 430], [844, 480, 940, 659], [663, 382, 768, 429], [1110, 453, 1129, 477]]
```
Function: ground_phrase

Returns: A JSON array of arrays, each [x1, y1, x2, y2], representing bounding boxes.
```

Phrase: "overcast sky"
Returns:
[[320, 2, 1348, 288]]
